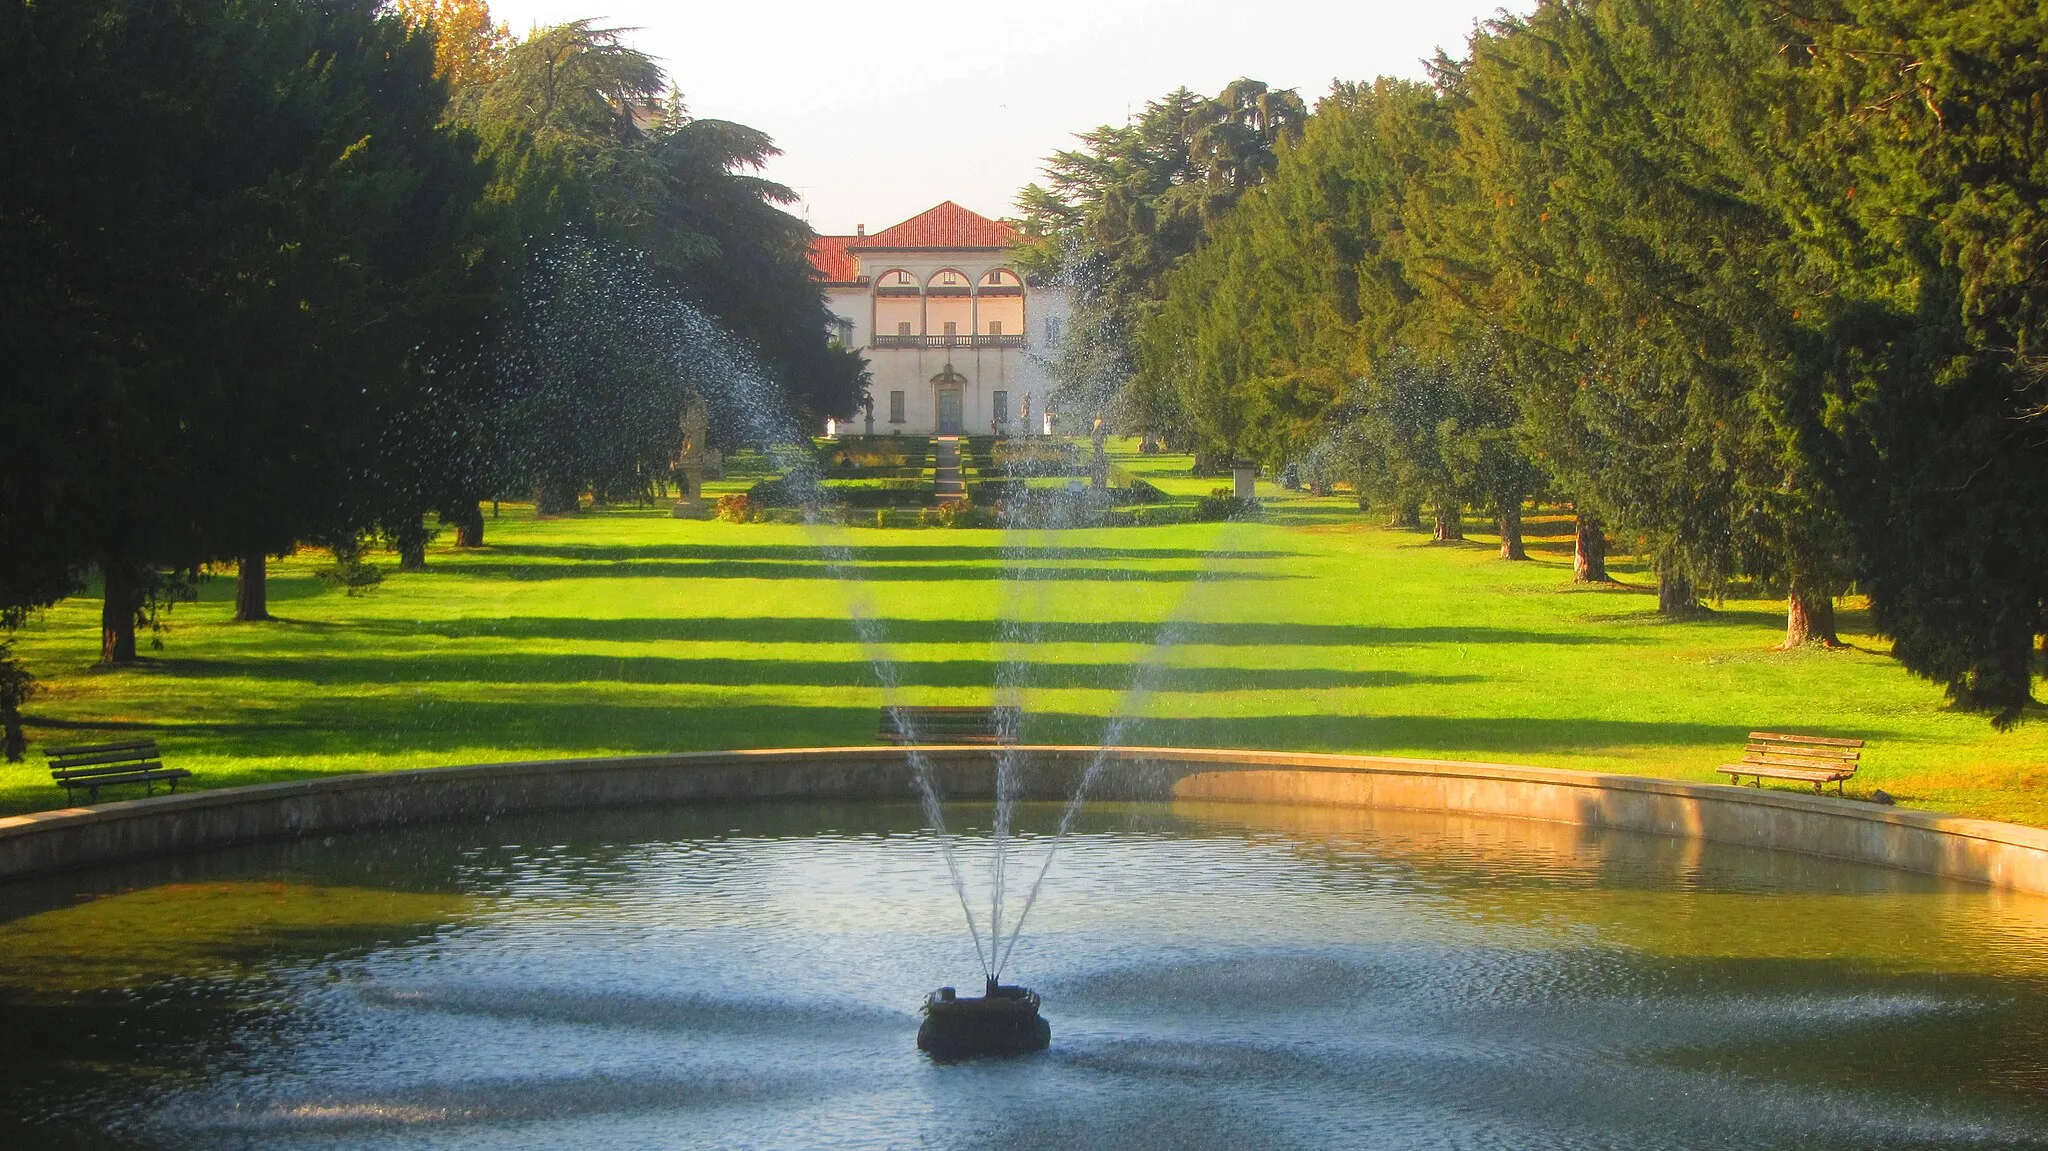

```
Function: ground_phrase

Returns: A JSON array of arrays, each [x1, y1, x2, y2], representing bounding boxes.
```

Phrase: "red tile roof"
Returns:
[[807, 234, 863, 285], [848, 201, 1019, 251]]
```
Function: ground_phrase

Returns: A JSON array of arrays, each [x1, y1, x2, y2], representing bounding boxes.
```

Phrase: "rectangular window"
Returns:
[[943, 321, 958, 344], [889, 390, 906, 424], [993, 391, 1009, 425], [988, 320, 1003, 338], [897, 320, 913, 337]]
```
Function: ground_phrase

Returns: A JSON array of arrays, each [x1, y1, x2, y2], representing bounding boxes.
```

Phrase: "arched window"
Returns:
[[976, 268, 1024, 344], [873, 269, 921, 345], [925, 269, 973, 346]]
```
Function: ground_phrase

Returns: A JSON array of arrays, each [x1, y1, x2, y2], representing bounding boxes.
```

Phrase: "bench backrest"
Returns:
[[46, 739, 162, 778], [1740, 731, 1861, 773], [879, 706, 1020, 743]]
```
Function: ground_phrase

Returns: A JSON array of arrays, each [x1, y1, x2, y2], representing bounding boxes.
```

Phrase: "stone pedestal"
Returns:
[[670, 462, 707, 518], [1232, 463, 1257, 501]]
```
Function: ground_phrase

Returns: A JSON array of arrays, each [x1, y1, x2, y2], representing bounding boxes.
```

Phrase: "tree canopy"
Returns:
[[1045, 0, 2048, 721], [0, 0, 862, 741]]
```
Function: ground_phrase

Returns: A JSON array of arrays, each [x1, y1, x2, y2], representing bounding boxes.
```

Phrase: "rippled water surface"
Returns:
[[3, 799, 2047, 1149]]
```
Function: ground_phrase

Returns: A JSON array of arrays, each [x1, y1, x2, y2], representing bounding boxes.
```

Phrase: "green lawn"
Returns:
[[8, 442, 2047, 825]]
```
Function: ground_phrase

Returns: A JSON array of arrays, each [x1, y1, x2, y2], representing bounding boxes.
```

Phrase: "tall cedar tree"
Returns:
[[1, 0, 490, 659], [1014, 80, 1305, 454]]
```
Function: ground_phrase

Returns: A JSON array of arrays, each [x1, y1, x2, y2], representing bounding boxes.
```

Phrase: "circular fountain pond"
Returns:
[[2, 797, 2046, 1149]]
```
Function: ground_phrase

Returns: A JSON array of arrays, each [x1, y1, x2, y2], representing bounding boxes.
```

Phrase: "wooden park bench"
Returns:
[[877, 706, 1020, 746], [45, 739, 190, 804], [1718, 731, 1863, 796]]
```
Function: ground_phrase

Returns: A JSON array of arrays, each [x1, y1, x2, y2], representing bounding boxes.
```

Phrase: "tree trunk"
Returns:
[[1388, 502, 1422, 529], [1432, 502, 1463, 542], [1497, 502, 1528, 561], [453, 503, 484, 548], [1572, 511, 1609, 582], [1781, 580, 1842, 649], [234, 553, 272, 622], [0, 649, 29, 762], [398, 535, 427, 573], [534, 481, 579, 516], [1657, 570, 1698, 616], [100, 563, 140, 665], [1, 701, 22, 764]]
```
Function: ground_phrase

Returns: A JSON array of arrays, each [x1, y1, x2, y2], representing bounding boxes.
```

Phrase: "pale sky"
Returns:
[[487, 0, 1523, 236]]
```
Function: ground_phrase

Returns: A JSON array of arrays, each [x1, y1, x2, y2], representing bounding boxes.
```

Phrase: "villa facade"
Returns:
[[810, 202, 1068, 435]]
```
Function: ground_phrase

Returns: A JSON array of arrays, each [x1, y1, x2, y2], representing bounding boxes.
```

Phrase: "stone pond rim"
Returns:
[[1, 746, 2046, 895]]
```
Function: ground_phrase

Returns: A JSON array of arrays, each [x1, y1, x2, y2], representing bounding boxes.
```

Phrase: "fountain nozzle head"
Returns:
[[986, 976, 1000, 997]]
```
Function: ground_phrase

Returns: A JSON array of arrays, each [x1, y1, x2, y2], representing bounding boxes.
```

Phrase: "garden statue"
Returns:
[[672, 394, 711, 517], [1090, 417, 1108, 491]]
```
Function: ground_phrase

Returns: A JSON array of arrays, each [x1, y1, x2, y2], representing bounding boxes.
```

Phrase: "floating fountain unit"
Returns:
[[918, 978, 1051, 1060]]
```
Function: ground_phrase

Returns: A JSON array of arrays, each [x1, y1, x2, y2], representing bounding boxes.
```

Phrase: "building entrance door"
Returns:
[[936, 387, 963, 433]]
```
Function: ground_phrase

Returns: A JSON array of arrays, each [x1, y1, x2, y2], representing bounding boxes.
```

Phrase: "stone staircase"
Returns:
[[934, 436, 967, 502]]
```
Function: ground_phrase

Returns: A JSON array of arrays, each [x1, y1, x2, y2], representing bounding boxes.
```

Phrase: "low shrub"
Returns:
[[1195, 488, 1260, 522], [316, 540, 383, 595], [716, 493, 759, 522], [997, 486, 1114, 529], [827, 481, 938, 508], [1119, 504, 1195, 527], [992, 439, 1080, 477], [934, 500, 995, 528], [1117, 478, 1167, 505], [968, 479, 1026, 504], [746, 478, 800, 507]]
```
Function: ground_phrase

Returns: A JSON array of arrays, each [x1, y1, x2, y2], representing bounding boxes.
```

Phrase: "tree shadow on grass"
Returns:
[[140, 653, 1482, 694], [3, 704, 1758, 771], [33, 705, 1912, 778], [424, 559, 1292, 583], [28, 700, 887, 766], [10, 700, 1927, 822], [484, 543, 1301, 563], [1015, 712, 1915, 757], [338, 616, 1650, 648]]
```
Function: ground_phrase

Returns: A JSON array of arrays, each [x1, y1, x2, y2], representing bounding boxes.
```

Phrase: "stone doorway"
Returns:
[[932, 363, 967, 434]]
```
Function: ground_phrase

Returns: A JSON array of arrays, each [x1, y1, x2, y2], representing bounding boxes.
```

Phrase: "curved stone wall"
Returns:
[[2, 746, 2045, 894]]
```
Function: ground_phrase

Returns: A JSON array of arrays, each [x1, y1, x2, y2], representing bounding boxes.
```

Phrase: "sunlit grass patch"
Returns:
[[5, 440, 2046, 825]]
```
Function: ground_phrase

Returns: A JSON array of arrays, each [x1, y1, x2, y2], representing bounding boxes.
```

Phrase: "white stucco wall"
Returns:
[[823, 251, 1069, 435]]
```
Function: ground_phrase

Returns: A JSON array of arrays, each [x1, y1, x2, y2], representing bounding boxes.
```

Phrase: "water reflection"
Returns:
[[1, 800, 2044, 1149]]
